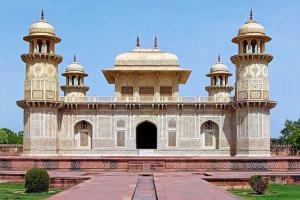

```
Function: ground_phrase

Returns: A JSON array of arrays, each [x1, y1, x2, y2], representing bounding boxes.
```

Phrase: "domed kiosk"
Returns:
[[103, 37, 191, 101], [61, 55, 89, 97], [205, 55, 233, 99]]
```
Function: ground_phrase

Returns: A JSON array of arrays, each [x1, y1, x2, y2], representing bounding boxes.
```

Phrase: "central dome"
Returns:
[[114, 48, 179, 67]]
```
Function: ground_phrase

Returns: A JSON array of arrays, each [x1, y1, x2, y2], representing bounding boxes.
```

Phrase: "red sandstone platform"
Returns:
[[154, 174, 241, 200], [0, 156, 300, 172], [1, 170, 300, 200], [48, 173, 242, 200], [48, 173, 138, 200]]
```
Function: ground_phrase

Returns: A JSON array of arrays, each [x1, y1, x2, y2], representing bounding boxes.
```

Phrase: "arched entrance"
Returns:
[[200, 120, 219, 149], [136, 121, 157, 149], [74, 120, 92, 149]]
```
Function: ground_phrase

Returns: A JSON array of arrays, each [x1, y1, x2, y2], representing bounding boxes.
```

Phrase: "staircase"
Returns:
[[128, 161, 165, 172]]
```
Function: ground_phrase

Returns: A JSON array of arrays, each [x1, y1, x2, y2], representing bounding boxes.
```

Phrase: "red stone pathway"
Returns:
[[47, 172, 241, 200], [2, 170, 300, 199], [155, 174, 241, 200], [48, 173, 138, 200]]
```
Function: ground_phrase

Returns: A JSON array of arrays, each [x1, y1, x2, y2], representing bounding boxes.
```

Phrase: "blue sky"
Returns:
[[0, 0, 299, 138]]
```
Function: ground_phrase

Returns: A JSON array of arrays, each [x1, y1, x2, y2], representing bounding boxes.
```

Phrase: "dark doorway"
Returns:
[[136, 121, 157, 149]]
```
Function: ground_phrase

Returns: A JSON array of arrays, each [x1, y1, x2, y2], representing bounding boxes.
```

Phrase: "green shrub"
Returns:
[[249, 175, 268, 195], [255, 179, 268, 195], [25, 168, 50, 193]]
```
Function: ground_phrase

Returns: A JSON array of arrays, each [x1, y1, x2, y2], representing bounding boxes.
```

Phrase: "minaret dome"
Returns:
[[24, 10, 60, 43], [61, 55, 89, 97], [205, 55, 233, 99], [232, 10, 270, 44], [66, 55, 85, 73]]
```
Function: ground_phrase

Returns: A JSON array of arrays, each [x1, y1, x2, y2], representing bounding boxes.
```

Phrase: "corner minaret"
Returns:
[[205, 55, 233, 100], [231, 10, 272, 101], [21, 10, 62, 100], [231, 11, 276, 156], [61, 55, 89, 97], [17, 11, 63, 154]]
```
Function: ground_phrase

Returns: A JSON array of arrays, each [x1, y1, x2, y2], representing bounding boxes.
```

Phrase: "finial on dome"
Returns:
[[250, 9, 253, 21], [217, 54, 221, 62], [136, 36, 140, 48], [41, 9, 44, 20], [154, 36, 158, 49], [73, 54, 77, 63]]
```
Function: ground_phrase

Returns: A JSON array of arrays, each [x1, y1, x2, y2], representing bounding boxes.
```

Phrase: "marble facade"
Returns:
[[17, 11, 276, 156]]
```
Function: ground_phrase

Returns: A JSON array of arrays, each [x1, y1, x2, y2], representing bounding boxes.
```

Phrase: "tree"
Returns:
[[0, 129, 9, 144], [279, 118, 300, 146], [0, 128, 23, 144]]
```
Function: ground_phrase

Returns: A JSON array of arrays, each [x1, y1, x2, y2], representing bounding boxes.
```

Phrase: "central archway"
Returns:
[[136, 121, 157, 149]]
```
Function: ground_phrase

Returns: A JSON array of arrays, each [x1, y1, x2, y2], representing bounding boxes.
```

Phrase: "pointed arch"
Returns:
[[136, 120, 157, 149], [37, 39, 43, 53], [243, 40, 248, 53], [200, 120, 219, 149], [251, 40, 258, 53], [74, 120, 92, 148]]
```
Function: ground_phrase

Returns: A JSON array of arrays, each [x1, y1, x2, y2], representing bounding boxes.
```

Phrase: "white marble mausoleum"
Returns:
[[17, 11, 276, 156]]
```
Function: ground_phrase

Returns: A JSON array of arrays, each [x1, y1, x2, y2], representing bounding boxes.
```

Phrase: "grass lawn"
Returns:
[[229, 184, 300, 200], [0, 182, 63, 200]]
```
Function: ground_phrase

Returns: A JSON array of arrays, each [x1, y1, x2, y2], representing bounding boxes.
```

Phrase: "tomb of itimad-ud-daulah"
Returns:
[[17, 11, 276, 156]]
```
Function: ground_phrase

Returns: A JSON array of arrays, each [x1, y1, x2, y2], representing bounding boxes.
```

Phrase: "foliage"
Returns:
[[254, 179, 268, 195], [249, 175, 268, 195], [229, 183, 300, 200], [0, 182, 62, 200], [278, 118, 300, 146], [249, 175, 263, 190], [25, 168, 50, 193], [0, 128, 23, 144]]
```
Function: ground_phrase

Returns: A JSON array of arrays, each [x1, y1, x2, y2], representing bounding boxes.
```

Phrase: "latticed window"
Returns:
[[139, 87, 154, 95], [160, 86, 172, 95], [74, 121, 92, 149], [201, 121, 219, 149], [117, 131, 125, 147], [117, 120, 125, 128], [168, 119, 177, 129], [79, 121, 88, 129], [116, 120, 126, 147], [80, 132, 89, 147], [204, 132, 213, 147], [203, 121, 213, 130], [168, 131, 177, 147], [121, 86, 133, 95]]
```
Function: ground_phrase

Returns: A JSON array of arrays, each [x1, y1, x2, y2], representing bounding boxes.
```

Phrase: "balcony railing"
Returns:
[[60, 96, 233, 103]]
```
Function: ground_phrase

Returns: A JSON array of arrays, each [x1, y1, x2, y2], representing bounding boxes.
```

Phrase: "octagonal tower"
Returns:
[[231, 11, 276, 156], [17, 11, 63, 155]]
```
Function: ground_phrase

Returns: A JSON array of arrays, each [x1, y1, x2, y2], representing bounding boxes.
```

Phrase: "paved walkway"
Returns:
[[2, 170, 300, 199], [155, 174, 241, 200], [48, 173, 138, 200], [47, 172, 241, 200]]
